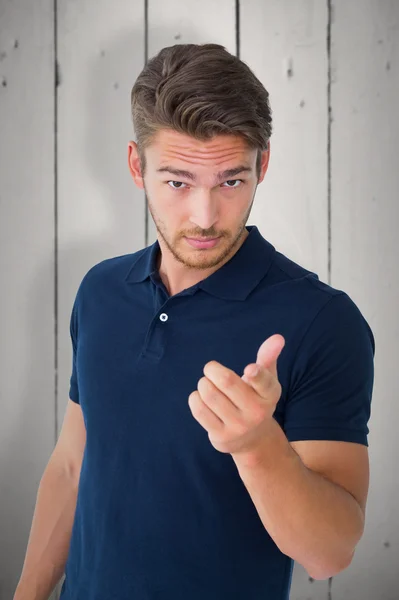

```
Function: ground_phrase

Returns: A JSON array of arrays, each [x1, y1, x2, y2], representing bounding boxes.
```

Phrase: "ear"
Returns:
[[128, 141, 145, 189], [257, 143, 271, 184]]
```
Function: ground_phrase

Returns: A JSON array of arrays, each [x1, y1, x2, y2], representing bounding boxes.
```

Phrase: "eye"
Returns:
[[222, 179, 244, 189], [167, 181, 187, 190], [166, 179, 244, 190]]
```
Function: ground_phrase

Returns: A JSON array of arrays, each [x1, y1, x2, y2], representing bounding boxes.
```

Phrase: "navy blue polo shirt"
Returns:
[[60, 224, 375, 600]]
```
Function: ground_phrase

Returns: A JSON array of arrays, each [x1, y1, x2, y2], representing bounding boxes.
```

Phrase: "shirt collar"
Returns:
[[124, 224, 276, 301]]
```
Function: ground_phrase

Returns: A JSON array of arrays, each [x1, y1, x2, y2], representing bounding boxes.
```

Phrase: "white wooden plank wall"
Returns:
[[329, 2, 399, 599], [0, 1, 57, 599], [0, 1, 396, 599]]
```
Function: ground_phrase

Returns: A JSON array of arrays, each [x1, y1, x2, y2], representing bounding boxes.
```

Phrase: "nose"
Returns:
[[188, 191, 219, 231]]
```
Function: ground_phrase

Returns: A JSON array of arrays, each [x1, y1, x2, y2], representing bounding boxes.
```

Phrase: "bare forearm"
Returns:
[[232, 420, 364, 579], [14, 462, 79, 600]]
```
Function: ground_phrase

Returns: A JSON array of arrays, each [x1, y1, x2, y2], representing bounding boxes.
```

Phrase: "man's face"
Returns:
[[128, 128, 269, 271]]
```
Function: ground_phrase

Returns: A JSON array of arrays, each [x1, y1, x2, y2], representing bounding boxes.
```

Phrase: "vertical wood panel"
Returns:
[[330, 2, 399, 598], [57, 0, 145, 447], [240, 2, 329, 598], [56, 1, 145, 596], [241, 0, 329, 279], [0, 1, 55, 598]]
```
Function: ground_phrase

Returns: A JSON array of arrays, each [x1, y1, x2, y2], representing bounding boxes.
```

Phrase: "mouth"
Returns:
[[185, 236, 221, 249]]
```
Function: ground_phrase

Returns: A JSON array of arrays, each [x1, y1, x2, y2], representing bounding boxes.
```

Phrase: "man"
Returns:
[[15, 43, 375, 600]]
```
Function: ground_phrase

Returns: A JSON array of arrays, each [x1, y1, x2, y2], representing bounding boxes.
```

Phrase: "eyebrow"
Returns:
[[156, 164, 253, 183]]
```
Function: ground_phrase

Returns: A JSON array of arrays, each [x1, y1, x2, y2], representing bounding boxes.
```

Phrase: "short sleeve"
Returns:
[[69, 292, 80, 404], [283, 292, 375, 446]]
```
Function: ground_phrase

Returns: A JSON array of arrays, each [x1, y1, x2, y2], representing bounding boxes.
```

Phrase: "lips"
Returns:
[[185, 236, 221, 249]]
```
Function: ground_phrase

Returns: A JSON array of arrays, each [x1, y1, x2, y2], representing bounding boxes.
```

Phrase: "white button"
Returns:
[[159, 313, 168, 322]]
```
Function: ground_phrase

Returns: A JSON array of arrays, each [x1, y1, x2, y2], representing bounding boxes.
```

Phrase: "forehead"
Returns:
[[146, 129, 256, 170]]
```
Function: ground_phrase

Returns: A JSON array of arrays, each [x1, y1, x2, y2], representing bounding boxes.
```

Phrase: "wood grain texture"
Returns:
[[56, 1, 146, 596], [331, 2, 398, 598], [56, 0, 146, 451], [241, 0, 329, 279], [0, 1, 55, 599], [1, 1, 395, 598]]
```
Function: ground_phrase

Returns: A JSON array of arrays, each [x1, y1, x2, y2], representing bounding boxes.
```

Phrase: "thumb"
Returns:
[[255, 334, 285, 380]]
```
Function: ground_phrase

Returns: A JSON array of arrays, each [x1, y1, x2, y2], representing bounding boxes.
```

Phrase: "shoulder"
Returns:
[[272, 248, 344, 298], [267, 248, 356, 326], [79, 248, 146, 289], [265, 247, 375, 360]]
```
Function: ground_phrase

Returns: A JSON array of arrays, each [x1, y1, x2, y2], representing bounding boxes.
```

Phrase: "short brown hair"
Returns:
[[130, 43, 272, 180]]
